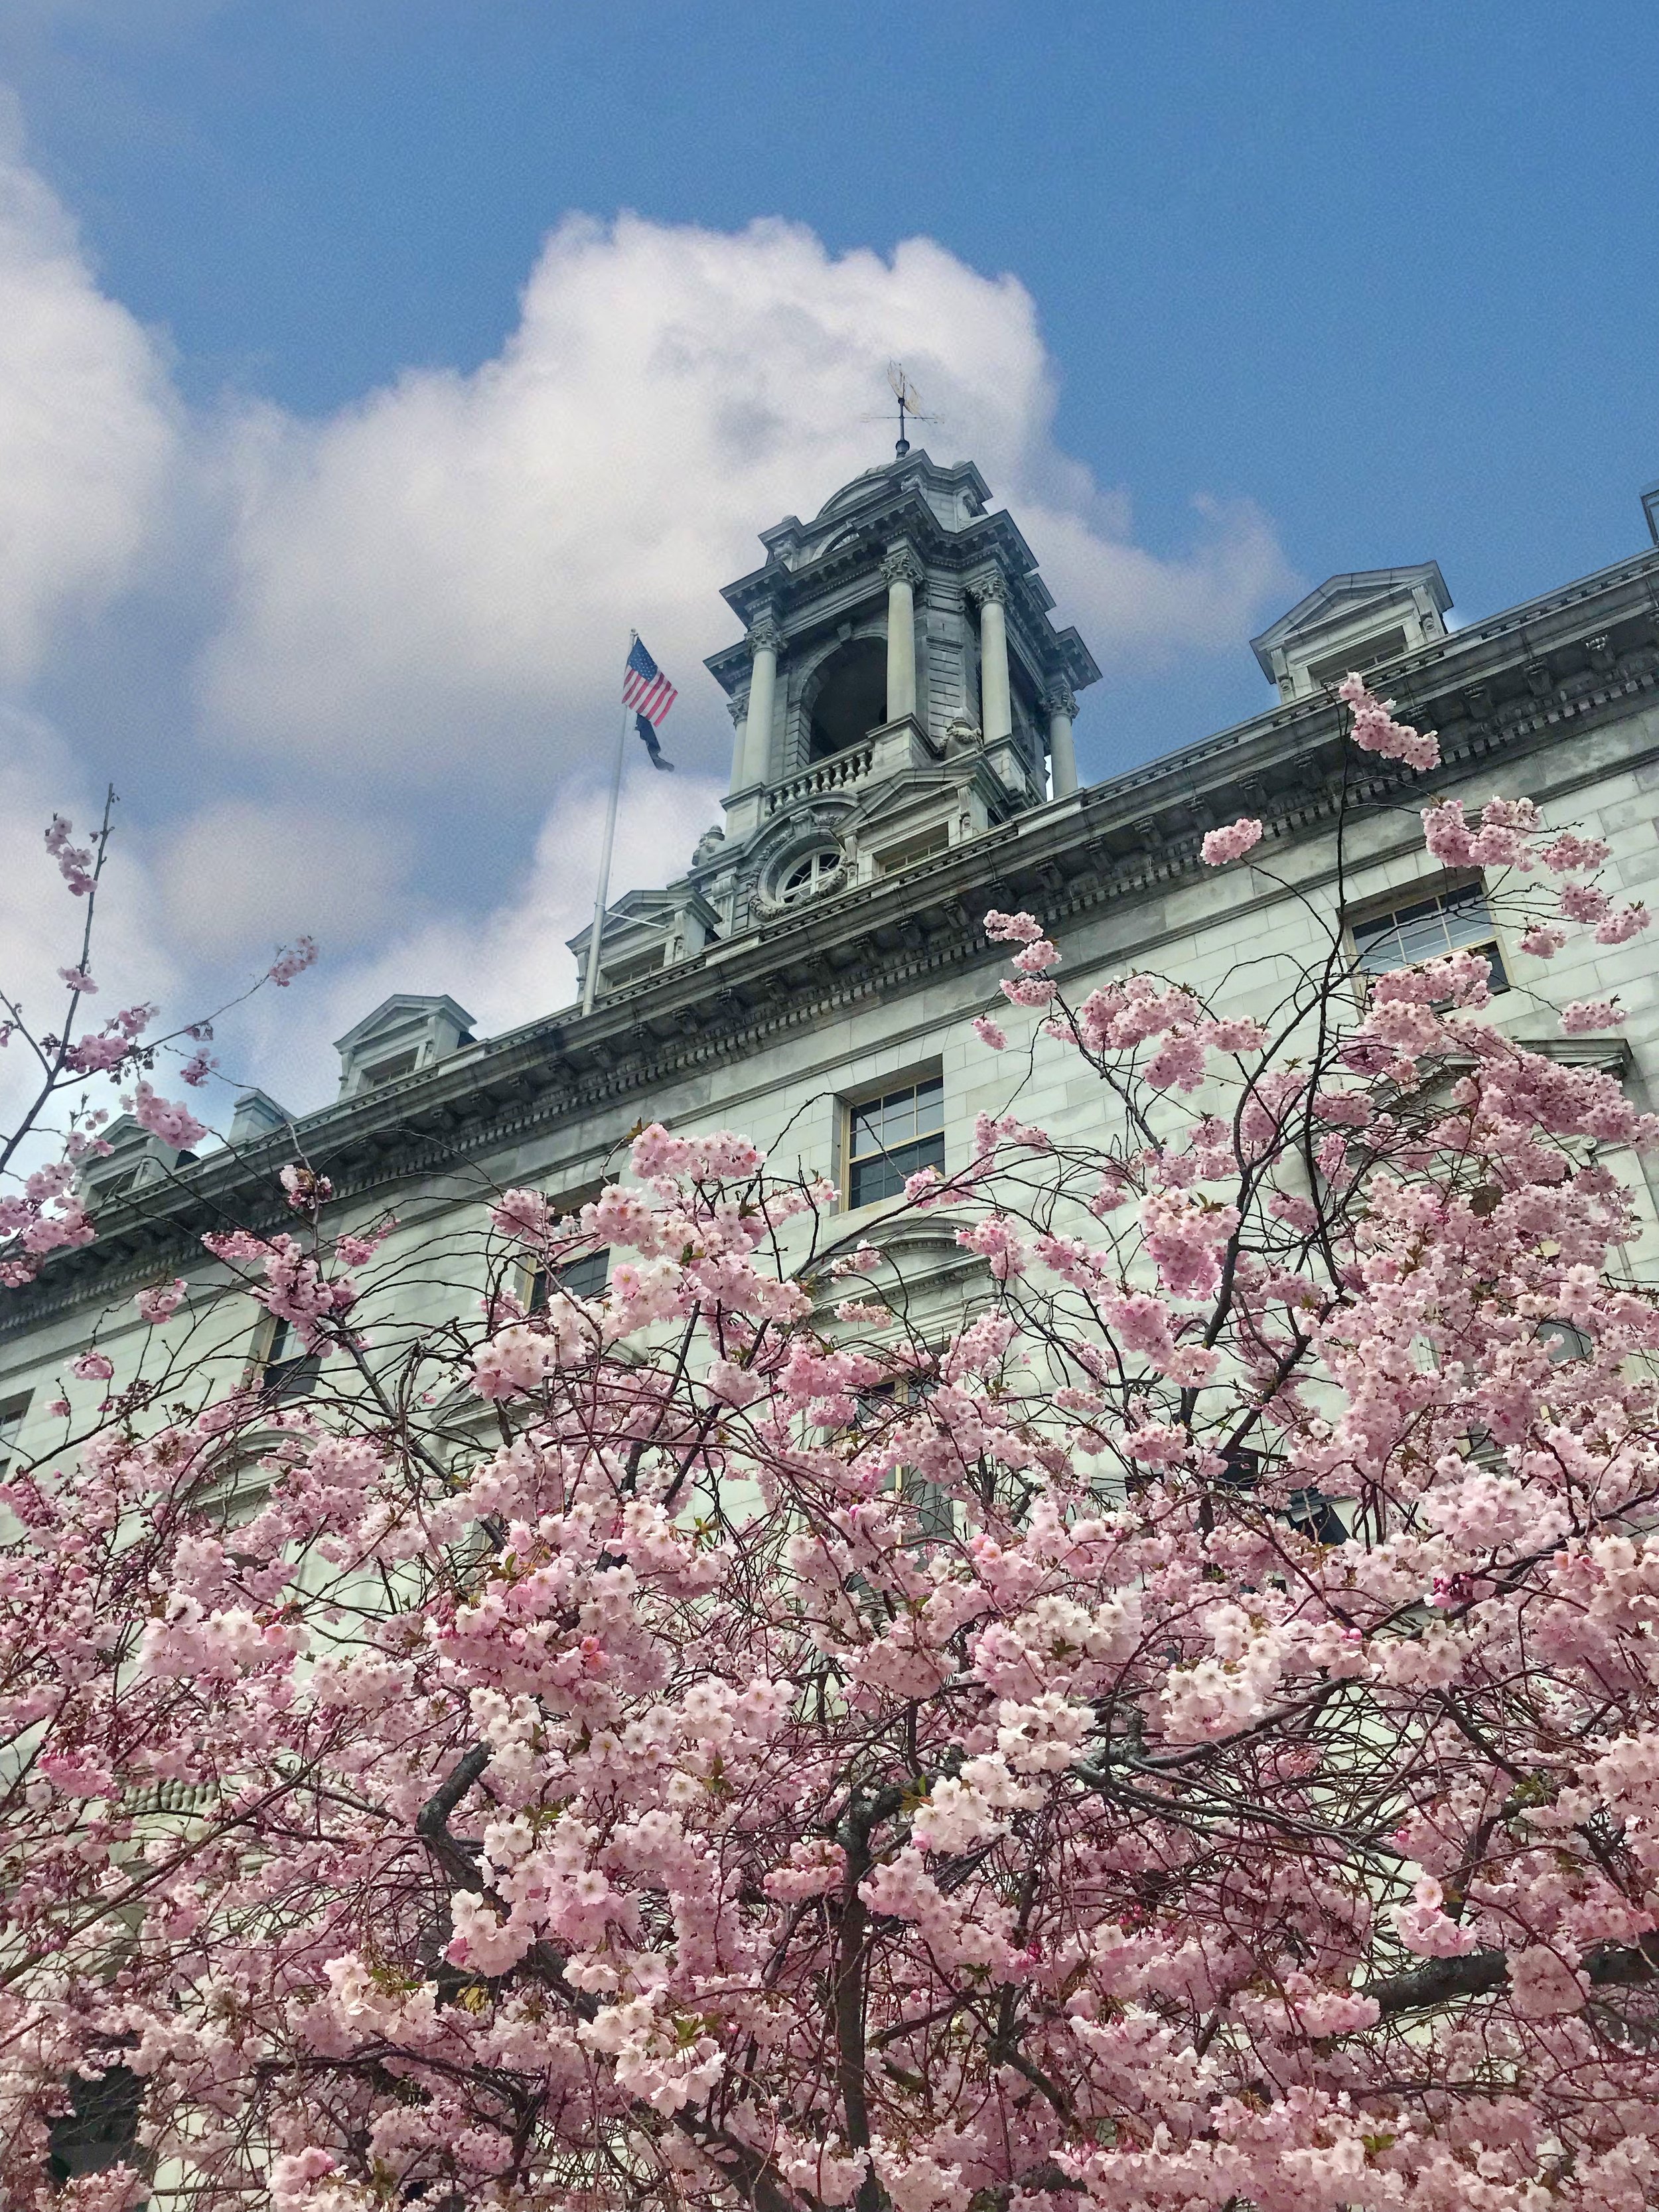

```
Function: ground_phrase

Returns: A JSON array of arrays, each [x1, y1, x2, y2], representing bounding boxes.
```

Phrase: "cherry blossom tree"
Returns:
[[6, 685, 1659, 2209]]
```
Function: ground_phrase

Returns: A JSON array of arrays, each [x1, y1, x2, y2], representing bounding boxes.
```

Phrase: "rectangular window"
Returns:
[[1287, 1486, 1349, 1545], [360, 1049, 418, 1089], [1305, 626, 1409, 691], [603, 949, 664, 992], [1350, 881, 1508, 992], [847, 1073, 945, 1208], [521, 1183, 611, 1309], [875, 824, 950, 875], [855, 1377, 953, 1540], [0, 1393, 29, 1474], [529, 1247, 611, 1306], [257, 1315, 321, 1406]]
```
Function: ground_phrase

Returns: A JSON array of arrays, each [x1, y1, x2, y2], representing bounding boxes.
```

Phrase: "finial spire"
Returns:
[[887, 361, 931, 457]]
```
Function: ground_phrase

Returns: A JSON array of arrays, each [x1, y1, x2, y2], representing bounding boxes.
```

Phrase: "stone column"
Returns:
[[975, 576, 1013, 744], [1043, 682, 1079, 798], [882, 546, 922, 723], [740, 617, 780, 789], [725, 694, 748, 793]]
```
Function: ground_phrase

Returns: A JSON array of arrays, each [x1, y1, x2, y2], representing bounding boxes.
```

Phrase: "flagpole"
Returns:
[[581, 631, 635, 1017]]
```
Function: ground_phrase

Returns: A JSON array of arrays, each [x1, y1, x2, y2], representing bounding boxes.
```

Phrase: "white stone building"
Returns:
[[5, 449, 1659, 1434]]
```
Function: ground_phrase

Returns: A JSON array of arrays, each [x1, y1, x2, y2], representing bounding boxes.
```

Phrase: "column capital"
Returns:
[[1041, 682, 1078, 719], [881, 543, 924, 589], [969, 571, 1008, 609], [726, 694, 748, 726], [747, 614, 783, 657]]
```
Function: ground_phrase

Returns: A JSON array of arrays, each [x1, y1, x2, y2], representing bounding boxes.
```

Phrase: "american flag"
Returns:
[[623, 636, 678, 728]]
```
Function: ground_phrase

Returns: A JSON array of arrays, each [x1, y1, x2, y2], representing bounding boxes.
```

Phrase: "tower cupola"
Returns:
[[699, 450, 1098, 930]]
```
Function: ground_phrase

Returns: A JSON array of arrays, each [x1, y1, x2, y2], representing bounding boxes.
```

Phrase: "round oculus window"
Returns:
[[775, 846, 843, 906]]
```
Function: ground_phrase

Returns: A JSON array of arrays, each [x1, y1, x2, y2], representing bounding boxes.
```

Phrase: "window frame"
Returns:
[[778, 847, 843, 906], [527, 1245, 611, 1308], [359, 1047, 419, 1091], [841, 1065, 946, 1211], [853, 1373, 954, 1542], [250, 1312, 322, 1407], [0, 1391, 30, 1475], [874, 823, 951, 876], [601, 946, 666, 994], [518, 1181, 613, 1311], [1344, 873, 1510, 998]]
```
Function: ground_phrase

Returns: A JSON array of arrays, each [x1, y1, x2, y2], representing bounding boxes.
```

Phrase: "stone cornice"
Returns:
[[11, 549, 1659, 1335]]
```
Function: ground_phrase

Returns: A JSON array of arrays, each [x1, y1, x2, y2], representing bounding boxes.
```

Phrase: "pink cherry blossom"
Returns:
[[1561, 997, 1627, 1032], [267, 933, 319, 986], [982, 908, 1046, 942], [1011, 937, 1060, 973], [4, 786, 1659, 2212], [135, 1279, 187, 1325], [1200, 816, 1263, 865], [1594, 900, 1651, 944], [1338, 672, 1441, 769], [127, 1079, 208, 1150]]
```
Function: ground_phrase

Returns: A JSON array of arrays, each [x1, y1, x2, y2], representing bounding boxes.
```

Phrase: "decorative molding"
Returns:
[[13, 587, 1659, 1337]]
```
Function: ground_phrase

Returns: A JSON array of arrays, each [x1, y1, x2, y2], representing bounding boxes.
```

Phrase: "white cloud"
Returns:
[[234, 764, 726, 1109], [200, 214, 1293, 789], [0, 703, 180, 1133], [0, 93, 178, 681], [149, 799, 410, 966], [0, 140, 1300, 1124]]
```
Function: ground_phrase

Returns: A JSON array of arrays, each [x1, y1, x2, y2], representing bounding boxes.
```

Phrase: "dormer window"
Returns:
[[78, 1114, 192, 1205], [1252, 565, 1452, 703], [360, 1049, 418, 1090], [875, 824, 950, 874], [603, 948, 666, 993], [1303, 627, 1409, 692], [334, 995, 475, 1100]]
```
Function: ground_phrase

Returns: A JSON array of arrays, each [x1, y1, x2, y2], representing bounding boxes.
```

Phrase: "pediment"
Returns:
[[840, 767, 966, 838], [1251, 565, 1449, 678], [332, 994, 475, 1055]]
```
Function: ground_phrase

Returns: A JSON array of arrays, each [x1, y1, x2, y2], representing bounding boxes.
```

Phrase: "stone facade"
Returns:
[[6, 455, 1659, 1438]]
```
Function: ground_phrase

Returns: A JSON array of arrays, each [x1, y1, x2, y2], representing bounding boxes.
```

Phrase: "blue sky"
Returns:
[[0, 1, 1656, 1112]]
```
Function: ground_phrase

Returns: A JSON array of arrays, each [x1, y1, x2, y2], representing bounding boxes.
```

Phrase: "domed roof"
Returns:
[[812, 464, 894, 524]]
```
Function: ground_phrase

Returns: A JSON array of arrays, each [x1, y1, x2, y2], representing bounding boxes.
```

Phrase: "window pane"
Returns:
[[879, 1090, 917, 1145], [849, 1129, 945, 1207], [262, 1351, 321, 1406], [0, 1394, 28, 1473], [558, 1249, 610, 1301], [1353, 885, 1498, 977]]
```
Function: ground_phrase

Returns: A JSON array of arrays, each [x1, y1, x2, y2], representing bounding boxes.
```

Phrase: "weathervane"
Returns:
[[883, 362, 938, 457]]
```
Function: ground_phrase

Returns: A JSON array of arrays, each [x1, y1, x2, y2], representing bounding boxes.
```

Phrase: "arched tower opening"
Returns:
[[806, 638, 887, 761]]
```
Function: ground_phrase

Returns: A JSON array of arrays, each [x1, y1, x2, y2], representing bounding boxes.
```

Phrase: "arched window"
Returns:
[[808, 638, 888, 760], [777, 848, 842, 905]]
